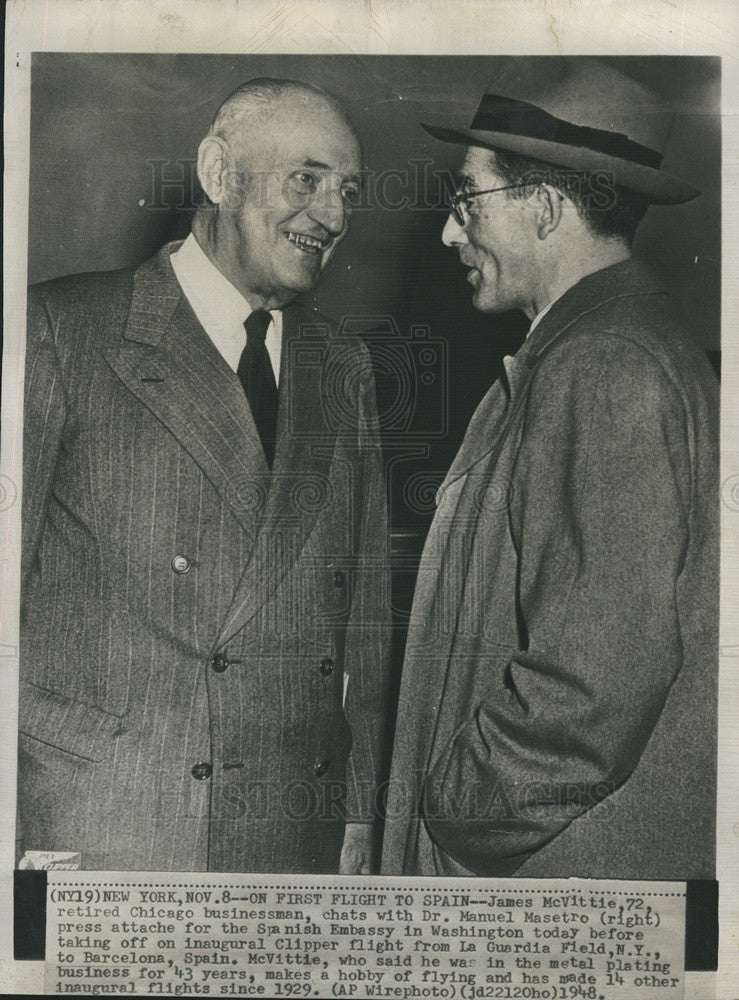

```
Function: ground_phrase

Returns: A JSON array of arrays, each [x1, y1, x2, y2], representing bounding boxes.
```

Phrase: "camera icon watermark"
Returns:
[[286, 316, 448, 441]]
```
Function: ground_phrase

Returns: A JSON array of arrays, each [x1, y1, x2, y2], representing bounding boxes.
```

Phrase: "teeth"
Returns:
[[286, 232, 324, 252]]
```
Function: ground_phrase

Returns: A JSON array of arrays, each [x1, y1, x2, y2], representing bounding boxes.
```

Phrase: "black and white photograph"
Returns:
[[2, 1, 736, 997], [18, 48, 721, 878]]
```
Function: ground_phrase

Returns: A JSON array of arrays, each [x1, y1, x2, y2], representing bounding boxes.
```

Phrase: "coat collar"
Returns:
[[105, 242, 337, 647], [122, 241, 184, 346], [438, 259, 665, 494], [107, 242, 271, 530], [519, 257, 664, 368]]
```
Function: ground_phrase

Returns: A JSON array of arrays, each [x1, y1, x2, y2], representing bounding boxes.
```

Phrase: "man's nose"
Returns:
[[442, 212, 467, 247], [307, 185, 346, 237]]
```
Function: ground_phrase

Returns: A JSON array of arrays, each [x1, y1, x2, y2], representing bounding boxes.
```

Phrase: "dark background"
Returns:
[[29, 53, 721, 635]]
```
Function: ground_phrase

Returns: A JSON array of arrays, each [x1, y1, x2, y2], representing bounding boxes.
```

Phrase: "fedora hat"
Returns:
[[422, 58, 699, 205]]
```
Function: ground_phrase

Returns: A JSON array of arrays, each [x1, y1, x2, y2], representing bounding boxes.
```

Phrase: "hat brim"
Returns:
[[421, 123, 700, 206]]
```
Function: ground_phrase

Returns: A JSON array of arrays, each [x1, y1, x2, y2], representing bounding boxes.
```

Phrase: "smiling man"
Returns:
[[20, 79, 391, 874], [382, 59, 719, 881]]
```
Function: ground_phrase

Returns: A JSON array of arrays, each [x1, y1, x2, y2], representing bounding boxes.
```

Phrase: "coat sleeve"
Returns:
[[423, 331, 696, 874], [22, 291, 68, 595], [18, 290, 68, 853], [342, 341, 392, 824]]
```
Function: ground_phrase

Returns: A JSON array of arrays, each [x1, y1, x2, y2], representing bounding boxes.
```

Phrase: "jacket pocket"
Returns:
[[19, 682, 129, 762]]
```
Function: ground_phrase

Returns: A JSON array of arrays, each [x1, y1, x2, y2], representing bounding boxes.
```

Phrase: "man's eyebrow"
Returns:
[[454, 170, 474, 189], [301, 158, 362, 184]]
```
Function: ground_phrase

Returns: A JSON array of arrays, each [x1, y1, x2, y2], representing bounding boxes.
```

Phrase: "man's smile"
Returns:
[[459, 255, 481, 285], [284, 230, 329, 255]]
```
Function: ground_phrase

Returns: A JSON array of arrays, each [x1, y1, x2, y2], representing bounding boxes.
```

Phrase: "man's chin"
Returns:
[[294, 253, 325, 278], [471, 288, 492, 313], [277, 261, 322, 294], [291, 272, 321, 294], [470, 283, 506, 315]]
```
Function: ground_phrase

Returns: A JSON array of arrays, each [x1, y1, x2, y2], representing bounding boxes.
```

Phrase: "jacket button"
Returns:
[[171, 555, 191, 574], [191, 762, 212, 780], [211, 653, 229, 673], [320, 657, 334, 676], [314, 760, 330, 777], [333, 570, 345, 587]]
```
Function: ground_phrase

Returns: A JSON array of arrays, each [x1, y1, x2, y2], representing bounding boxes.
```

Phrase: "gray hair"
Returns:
[[209, 77, 346, 145]]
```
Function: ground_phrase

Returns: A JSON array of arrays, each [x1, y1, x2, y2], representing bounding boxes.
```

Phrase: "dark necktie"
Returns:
[[238, 309, 279, 469]]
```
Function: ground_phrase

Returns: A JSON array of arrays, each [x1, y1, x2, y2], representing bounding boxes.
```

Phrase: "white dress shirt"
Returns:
[[502, 298, 558, 382], [527, 297, 556, 338], [171, 233, 282, 384]]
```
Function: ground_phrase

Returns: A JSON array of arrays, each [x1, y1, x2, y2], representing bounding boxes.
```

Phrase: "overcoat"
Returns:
[[20, 241, 391, 873], [382, 260, 718, 880]]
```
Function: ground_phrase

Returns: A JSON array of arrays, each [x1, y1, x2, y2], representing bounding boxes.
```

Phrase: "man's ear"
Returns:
[[534, 185, 564, 240], [196, 135, 230, 205]]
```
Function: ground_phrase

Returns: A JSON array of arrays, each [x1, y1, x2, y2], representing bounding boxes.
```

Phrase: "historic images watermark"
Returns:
[[149, 770, 618, 825], [144, 157, 622, 216]]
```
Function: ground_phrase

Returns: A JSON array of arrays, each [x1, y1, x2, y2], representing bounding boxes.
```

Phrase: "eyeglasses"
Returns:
[[449, 183, 531, 226]]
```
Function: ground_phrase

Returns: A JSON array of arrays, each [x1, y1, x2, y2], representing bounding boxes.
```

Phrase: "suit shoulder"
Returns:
[[537, 290, 717, 405], [27, 266, 136, 359], [29, 266, 135, 318]]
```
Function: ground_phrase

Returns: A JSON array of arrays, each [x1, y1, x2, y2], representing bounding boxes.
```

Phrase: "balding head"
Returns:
[[210, 78, 350, 149]]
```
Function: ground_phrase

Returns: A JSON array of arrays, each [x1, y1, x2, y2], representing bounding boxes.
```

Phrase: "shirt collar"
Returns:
[[171, 232, 284, 330], [170, 233, 283, 380], [526, 297, 556, 338]]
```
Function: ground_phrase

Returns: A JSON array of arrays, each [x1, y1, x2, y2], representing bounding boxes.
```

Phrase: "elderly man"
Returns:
[[382, 59, 718, 880], [20, 78, 390, 874]]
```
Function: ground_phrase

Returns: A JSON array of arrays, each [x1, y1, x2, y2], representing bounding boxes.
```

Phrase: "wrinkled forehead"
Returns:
[[237, 95, 361, 176], [456, 145, 502, 187]]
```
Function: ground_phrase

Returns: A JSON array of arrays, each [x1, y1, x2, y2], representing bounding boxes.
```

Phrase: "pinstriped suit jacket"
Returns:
[[19, 241, 391, 872]]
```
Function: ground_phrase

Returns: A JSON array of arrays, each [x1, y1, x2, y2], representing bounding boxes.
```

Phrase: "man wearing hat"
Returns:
[[382, 59, 718, 879]]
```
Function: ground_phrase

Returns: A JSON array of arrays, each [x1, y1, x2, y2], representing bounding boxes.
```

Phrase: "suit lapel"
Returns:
[[214, 302, 336, 649], [436, 259, 663, 502], [435, 347, 534, 510], [104, 243, 270, 538], [436, 377, 511, 500]]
